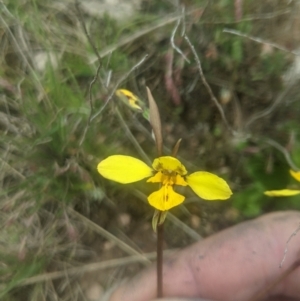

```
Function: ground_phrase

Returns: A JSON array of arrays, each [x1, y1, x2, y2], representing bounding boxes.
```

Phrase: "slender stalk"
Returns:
[[156, 217, 164, 298], [146, 87, 164, 298]]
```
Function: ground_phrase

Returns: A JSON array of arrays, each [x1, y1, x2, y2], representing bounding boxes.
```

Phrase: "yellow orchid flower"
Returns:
[[97, 155, 232, 211], [116, 89, 143, 111], [264, 170, 300, 197], [115, 89, 150, 120]]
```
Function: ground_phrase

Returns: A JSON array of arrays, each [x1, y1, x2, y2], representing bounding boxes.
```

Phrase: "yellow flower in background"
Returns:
[[115, 89, 150, 121], [97, 155, 232, 211], [115, 89, 143, 111], [264, 170, 300, 197]]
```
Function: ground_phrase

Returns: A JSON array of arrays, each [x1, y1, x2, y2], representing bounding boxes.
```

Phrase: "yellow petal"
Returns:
[[148, 185, 185, 211], [97, 155, 153, 184], [290, 170, 300, 182], [152, 156, 187, 175], [264, 189, 300, 197], [186, 172, 232, 200], [175, 174, 188, 186], [116, 89, 143, 111], [147, 171, 163, 183], [147, 172, 188, 186]]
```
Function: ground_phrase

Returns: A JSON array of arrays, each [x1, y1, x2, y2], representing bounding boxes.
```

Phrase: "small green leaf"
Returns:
[[152, 210, 167, 232]]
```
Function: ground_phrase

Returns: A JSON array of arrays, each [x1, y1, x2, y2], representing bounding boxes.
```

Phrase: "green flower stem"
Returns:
[[156, 214, 164, 298]]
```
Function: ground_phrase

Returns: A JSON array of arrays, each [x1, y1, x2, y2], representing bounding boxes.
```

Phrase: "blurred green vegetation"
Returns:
[[1, 0, 300, 300]]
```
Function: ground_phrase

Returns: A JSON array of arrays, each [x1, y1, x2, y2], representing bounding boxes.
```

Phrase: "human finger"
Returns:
[[108, 211, 300, 301]]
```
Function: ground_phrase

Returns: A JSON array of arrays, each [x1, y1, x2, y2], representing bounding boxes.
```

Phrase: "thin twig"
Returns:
[[0, 157, 26, 180], [74, 0, 102, 63], [223, 28, 300, 56], [75, 0, 103, 148], [280, 223, 300, 267], [78, 64, 102, 147], [90, 54, 149, 122], [68, 207, 151, 263], [170, 10, 190, 63], [184, 34, 235, 135], [17, 249, 176, 287], [115, 107, 151, 165], [0, 2, 47, 103], [202, 9, 290, 24], [75, 1, 148, 148], [245, 79, 297, 130], [89, 7, 202, 63], [265, 138, 300, 171]]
